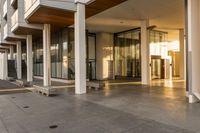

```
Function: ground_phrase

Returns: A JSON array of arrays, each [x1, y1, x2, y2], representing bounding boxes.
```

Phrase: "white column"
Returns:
[[74, 1, 86, 94], [27, 35, 33, 83], [179, 29, 185, 80], [43, 24, 51, 87], [16, 41, 22, 79], [188, 0, 200, 103], [0, 53, 2, 79], [9, 45, 14, 60], [141, 20, 150, 85], [2, 51, 8, 80]]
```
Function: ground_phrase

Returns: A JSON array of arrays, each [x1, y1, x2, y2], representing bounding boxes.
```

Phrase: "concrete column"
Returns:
[[16, 41, 22, 79], [179, 29, 186, 80], [187, 0, 200, 103], [74, 1, 86, 94], [2, 51, 8, 80], [43, 24, 51, 87], [0, 53, 2, 79], [9, 45, 14, 60], [27, 35, 33, 83], [141, 20, 150, 85]]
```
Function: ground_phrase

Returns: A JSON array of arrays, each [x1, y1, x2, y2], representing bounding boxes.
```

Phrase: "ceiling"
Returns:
[[86, 0, 185, 41]]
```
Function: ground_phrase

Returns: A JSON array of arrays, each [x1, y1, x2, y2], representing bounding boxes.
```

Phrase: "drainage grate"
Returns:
[[23, 106, 30, 109], [49, 125, 58, 129]]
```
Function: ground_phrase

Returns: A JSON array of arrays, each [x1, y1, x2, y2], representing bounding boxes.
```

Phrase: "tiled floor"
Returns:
[[0, 79, 199, 133]]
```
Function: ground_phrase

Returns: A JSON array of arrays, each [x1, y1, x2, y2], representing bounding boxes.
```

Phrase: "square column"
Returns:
[[179, 29, 186, 80], [9, 45, 14, 60], [27, 35, 33, 83], [187, 0, 200, 103], [74, 1, 86, 94], [2, 50, 8, 80], [16, 41, 22, 79], [141, 20, 151, 85], [43, 24, 51, 87]]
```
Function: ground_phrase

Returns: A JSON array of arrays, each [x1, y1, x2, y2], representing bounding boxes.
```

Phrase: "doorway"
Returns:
[[151, 56, 165, 79]]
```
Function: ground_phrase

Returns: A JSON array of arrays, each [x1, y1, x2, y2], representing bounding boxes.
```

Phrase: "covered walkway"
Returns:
[[0, 79, 198, 133]]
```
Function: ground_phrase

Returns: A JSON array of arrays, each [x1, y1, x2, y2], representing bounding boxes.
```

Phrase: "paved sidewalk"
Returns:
[[0, 80, 198, 133], [0, 80, 29, 95]]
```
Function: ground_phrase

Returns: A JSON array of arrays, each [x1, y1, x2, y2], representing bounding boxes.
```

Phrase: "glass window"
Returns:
[[114, 29, 141, 79]]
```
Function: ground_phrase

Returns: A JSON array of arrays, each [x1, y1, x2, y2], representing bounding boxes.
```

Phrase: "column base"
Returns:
[[189, 94, 199, 103]]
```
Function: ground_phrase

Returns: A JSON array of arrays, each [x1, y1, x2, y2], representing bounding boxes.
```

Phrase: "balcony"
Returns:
[[10, 0, 17, 9], [24, 0, 38, 13], [11, 7, 43, 35], [24, 0, 77, 26], [24, 0, 127, 28], [0, 33, 2, 44], [11, 9, 18, 29], [3, 0, 8, 19], [3, 24, 8, 40], [0, 32, 17, 45]]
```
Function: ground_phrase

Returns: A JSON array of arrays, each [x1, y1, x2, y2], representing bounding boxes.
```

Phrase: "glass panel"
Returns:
[[87, 34, 96, 80], [62, 29, 68, 79], [114, 29, 141, 79]]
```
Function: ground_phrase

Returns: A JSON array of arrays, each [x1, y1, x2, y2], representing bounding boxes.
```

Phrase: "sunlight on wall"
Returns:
[[168, 41, 180, 52], [150, 41, 180, 59]]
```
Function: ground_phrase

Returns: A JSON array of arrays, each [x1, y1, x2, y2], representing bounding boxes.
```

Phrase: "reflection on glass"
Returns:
[[114, 29, 141, 79]]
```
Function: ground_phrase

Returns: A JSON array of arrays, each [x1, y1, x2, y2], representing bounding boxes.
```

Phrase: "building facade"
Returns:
[[0, 0, 200, 103]]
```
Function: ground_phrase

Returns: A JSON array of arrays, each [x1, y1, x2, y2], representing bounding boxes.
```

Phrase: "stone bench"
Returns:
[[87, 81, 105, 90], [33, 85, 57, 97]]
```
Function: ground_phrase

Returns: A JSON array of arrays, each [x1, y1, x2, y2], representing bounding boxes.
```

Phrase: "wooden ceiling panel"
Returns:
[[27, 0, 127, 27]]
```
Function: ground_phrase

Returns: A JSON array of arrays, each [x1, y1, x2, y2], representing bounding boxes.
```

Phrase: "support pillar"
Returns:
[[74, 1, 86, 94], [141, 20, 151, 85], [187, 0, 200, 103], [9, 45, 14, 60], [43, 24, 51, 87], [16, 41, 22, 79], [2, 50, 8, 80], [27, 35, 33, 83], [179, 29, 186, 80]]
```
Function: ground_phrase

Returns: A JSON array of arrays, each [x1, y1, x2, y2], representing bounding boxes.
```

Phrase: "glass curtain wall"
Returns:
[[150, 30, 168, 79], [114, 29, 141, 79], [87, 33, 96, 80], [114, 29, 167, 80], [33, 38, 43, 76], [33, 28, 96, 80]]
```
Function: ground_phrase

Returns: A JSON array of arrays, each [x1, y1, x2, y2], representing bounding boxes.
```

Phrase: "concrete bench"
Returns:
[[15, 80, 32, 87], [33, 85, 57, 97], [87, 81, 105, 90]]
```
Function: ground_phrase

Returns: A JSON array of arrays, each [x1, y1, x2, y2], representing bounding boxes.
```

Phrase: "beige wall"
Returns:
[[96, 32, 114, 80]]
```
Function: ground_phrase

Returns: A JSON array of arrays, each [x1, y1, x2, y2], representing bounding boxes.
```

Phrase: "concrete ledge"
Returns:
[[33, 85, 57, 97], [87, 81, 105, 90]]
